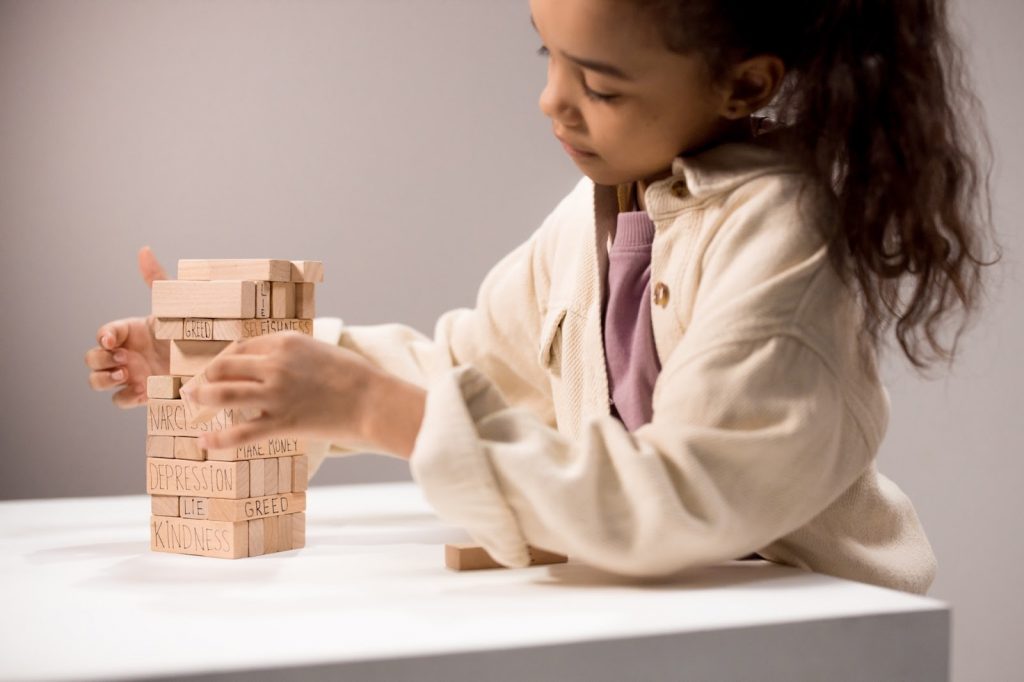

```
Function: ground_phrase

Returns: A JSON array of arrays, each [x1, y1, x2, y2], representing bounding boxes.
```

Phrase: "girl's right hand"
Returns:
[[84, 247, 172, 408]]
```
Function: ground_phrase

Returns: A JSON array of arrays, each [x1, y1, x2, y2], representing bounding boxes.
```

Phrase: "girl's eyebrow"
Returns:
[[530, 14, 636, 81]]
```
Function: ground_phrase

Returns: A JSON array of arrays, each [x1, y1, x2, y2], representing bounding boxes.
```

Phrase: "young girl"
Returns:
[[85, 0, 997, 595]]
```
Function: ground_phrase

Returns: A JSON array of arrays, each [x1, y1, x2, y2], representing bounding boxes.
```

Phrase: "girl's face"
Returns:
[[530, 0, 736, 187]]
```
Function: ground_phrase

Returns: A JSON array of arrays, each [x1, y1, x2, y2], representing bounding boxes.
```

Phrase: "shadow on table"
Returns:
[[531, 560, 820, 591]]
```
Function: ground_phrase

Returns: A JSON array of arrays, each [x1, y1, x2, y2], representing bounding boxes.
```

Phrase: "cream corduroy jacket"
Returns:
[[310, 137, 937, 595]]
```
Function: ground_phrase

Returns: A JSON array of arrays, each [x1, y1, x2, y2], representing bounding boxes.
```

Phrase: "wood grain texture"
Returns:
[[294, 283, 315, 318], [152, 280, 256, 319], [177, 259, 292, 282], [145, 435, 175, 459], [170, 340, 232, 377], [271, 282, 295, 318], [444, 544, 568, 571], [173, 436, 205, 461], [289, 260, 324, 283], [211, 318, 313, 340], [146, 458, 250, 499], [154, 318, 183, 340], [291, 455, 309, 492], [151, 495, 180, 517], [151, 516, 248, 559]]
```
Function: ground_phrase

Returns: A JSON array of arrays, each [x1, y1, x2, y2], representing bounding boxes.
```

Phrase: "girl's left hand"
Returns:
[[184, 332, 380, 452]]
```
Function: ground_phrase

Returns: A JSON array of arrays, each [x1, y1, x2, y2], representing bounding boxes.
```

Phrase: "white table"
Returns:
[[0, 482, 948, 681]]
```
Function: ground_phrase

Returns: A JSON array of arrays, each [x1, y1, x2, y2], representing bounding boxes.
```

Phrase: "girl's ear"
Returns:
[[720, 55, 785, 119]]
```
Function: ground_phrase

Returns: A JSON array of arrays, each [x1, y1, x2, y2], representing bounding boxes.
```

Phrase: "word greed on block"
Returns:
[[145, 258, 322, 559]]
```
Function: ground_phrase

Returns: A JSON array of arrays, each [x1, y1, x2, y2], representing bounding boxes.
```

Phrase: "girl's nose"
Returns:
[[538, 68, 580, 126]]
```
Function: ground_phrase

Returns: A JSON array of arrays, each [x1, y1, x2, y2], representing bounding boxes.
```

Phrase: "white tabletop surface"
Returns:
[[0, 482, 949, 681]]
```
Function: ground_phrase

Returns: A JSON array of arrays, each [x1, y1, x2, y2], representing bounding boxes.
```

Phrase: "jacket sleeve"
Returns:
[[408, 179, 879, 575], [313, 180, 591, 467]]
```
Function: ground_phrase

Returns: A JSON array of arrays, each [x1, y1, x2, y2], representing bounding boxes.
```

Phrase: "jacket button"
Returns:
[[653, 282, 670, 307], [670, 181, 687, 198]]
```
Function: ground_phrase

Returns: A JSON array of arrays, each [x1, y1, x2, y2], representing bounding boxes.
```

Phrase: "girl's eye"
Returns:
[[536, 45, 619, 103]]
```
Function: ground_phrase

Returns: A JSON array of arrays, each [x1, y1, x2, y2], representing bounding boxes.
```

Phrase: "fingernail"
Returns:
[[102, 334, 114, 349], [113, 350, 127, 363], [111, 369, 125, 381]]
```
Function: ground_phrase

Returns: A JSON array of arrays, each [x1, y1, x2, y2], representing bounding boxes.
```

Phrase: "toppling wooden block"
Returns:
[[444, 544, 568, 571], [152, 280, 256, 319], [178, 259, 292, 282]]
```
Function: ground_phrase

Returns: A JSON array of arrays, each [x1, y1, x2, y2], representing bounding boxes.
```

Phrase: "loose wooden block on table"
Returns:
[[147, 399, 257, 437], [211, 318, 313, 341], [182, 318, 214, 340], [151, 495, 179, 517], [179, 492, 305, 522], [151, 516, 248, 559], [290, 260, 324, 283], [146, 457, 250, 499], [169, 340, 232, 376], [145, 435, 175, 459], [151, 280, 256, 319], [173, 436, 204, 461], [154, 318, 183, 340], [295, 283, 315, 318], [444, 544, 568, 571], [271, 282, 295, 318], [146, 376, 182, 400], [177, 259, 292, 283]]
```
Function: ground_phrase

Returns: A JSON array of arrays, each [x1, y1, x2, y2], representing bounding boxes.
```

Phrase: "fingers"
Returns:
[[200, 418, 282, 450], [95, 319, 134, 351], [203, 355, 266, 383], [85, 346, 125, 371], [89, 368, 127, 391], [191, 381, 265, 410], [138, 246, 168, 288], [112, 382, 147, 409]]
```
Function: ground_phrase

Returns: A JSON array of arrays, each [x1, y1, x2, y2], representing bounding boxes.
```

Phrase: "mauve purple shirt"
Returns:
[[603, 208, 661, 431]]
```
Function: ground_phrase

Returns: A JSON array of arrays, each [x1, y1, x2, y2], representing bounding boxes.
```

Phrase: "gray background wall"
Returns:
[[0, 1, 1019, 680]]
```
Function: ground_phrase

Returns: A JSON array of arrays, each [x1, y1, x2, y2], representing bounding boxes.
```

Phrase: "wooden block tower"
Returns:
[[145, 259, 323, 558]]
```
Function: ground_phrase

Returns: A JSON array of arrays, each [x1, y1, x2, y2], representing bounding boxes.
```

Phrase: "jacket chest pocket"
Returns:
[[538, 306, 568, 377]]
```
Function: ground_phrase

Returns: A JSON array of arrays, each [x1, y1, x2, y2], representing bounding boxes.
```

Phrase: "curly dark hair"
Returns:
[[636, 0, 1002, 372]]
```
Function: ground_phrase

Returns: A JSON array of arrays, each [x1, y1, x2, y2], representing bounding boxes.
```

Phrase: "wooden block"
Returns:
[[154, 318, 183, 340], [151, 495, 179, 517], [170, 339, 232, 376], [271, 282, 295, 318], [146, 376, 182, 399], [292, 455, 308, 492], [145, 435, 175, 459], [179, 492, 306, 522], [290, 260, 324, 283], [147, 398, 257, 436], [173, 436, 205, 461], [278, 456, 292, 493], [146, 458, 250, 499], [263, 458, 278, 496], [291, 512, 306, 550], [264, 515, 280, 554], [182, 318, 214, 340], [294, 283, 315, 318], [151, 516, 248, 559], [207, 436, 304, 462], [151, 280, 256, 319], [248, 519, 265, 557], [249, 460, 265, 497], [254, 281, 271, 319], [443, 544, 569, 571], [280, 511, 293, 551], [177, 259, 292, 282], [211, 318, 313, 341]]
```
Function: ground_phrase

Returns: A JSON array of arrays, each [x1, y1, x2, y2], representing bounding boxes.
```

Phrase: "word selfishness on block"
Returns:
[[146, 259, 320, 559]]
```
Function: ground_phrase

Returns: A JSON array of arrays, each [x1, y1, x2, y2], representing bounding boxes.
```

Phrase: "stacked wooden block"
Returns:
[[145, 259, 323, 559]]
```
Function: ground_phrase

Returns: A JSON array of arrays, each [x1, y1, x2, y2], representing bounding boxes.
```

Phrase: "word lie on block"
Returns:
[[178, 492, 306, 523], [444, 544, 569, 571]]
